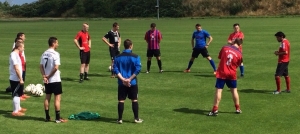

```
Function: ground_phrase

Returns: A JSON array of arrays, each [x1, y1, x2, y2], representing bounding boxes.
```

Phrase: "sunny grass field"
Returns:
[[0, 17, 300, 134]]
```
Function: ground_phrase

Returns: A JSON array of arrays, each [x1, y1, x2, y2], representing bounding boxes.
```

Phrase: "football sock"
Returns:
[[240, 66, 244, 75], [187, 61, 193, 70], [84, 72, 88, 78], [45, 110, 50, 119], [209, 59, 216, 71], [13, 96, 20, 113], [147, 60, 151, 71], [235, 104, 240, 110], [157, 60, 162, 70], [132, 102, 139, 120], [275, 76, 281, 92], [55, 111, 60, 120], [118, 102, 124, 120], [212, 106, 218, 112], [79, 73, 83, 80], [284, 76, 290, 90]]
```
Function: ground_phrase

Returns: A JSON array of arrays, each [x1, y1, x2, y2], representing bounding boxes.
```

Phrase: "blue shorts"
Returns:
[[215, 78, 237, 89]]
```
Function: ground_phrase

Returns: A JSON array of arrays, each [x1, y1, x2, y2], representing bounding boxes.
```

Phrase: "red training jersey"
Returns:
[[144, 30, 162, 50], [227, 31, 244, 52], [75, 30, 90, 52], [216, 45, 243, 80], [278, 39, 290, 63], [19, 52, 25, 71]]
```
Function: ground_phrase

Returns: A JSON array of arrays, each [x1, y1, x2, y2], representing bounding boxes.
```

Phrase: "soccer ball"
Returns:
[[35, 89, 44, 97], [108, 66, 112, 72], [30, 86, 37, 95], [35, 84, 44, 92], [24, 84, 35, 93]]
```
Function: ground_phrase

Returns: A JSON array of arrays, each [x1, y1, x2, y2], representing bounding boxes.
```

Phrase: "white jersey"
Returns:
[[40, 49, 61, 83], [9, 51, 22, 81], [12, 42, 26, 62]]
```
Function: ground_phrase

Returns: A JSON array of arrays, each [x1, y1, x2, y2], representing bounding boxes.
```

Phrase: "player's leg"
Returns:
[[154, 50, 163, 72], [117, 85, 127, 124], [184, 48, 198, 72], [10, 80, 24, 116], [79, 51, 86, 83], [129, 85, 143, 123], [17, 84, 26, 112], [283, 62, 290, 93], [21, 70, 30, 99], [227, 80, 241, 113], [84, 52, 90, 80], [202, 48, 216, 74], [44, 83, 52, 121], [110, 49, 116, 78], [146, 50, 153, 73], [53, 82, 67, 123], [274, 63, 285, 94], [208, 78, 225, 116], [239, 47, 244, 77]]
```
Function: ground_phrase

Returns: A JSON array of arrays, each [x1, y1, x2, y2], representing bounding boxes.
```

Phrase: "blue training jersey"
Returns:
[[192, 30, 210, 48], [113, 49, 141, 85]]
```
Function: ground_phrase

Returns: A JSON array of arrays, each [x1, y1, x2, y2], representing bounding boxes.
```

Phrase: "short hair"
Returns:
[[124, 39, 132, 49], [16, 32, 24, 38], [14, 37, 23, 43], [48, 37, 58, 46], [113, 22, 118, 27], [274, 31, 286, 38], [150, 23, 156, 28], [83, 22, 89, 25], [195, 24, 201, 27], [13, 41, 23, 50], [233, 23, 240, 27], [233, 38, 243, 46]]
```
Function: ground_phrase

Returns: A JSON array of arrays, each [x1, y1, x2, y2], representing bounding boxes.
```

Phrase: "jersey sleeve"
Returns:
[[134, 56, 141, 75], [218, 47, 224, 59], [74, 32, 81, 40], [192, 32, 195, 39], [240, 32, 244, 39], [118, 32, 121, 38], [144, 31, 148, 40], [158, 31, 162, 40], [204, 31, 211, 38], [11, 53, 19, 65], [104, 31, 110, 39], [54, 53, 61, 65], [113, 59, 120, 74], [227, 33, 233, 42]]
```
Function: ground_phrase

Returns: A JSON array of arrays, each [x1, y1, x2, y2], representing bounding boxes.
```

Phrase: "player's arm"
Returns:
[[102, 36, 114, 48], [89, 39, 91, 48], [227, 34, 233, 44], [39, 64, 48, 84], [191, 38, 194, 48], [206, 36, 213, 46], [14, 65, 23, 84], [275, 50, 288, 55], [158, 31, 162, 43], [118, 37, 121, 49], [144, 32, 149, 44], [46, 65, 59, 79], [74, 38, 84, 50]]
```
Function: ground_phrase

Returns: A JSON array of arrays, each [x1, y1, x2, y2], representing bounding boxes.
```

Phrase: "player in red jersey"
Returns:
[[227, 23, 245, 77], [273, 31, 290, 94], [208, 38, 243, 116]]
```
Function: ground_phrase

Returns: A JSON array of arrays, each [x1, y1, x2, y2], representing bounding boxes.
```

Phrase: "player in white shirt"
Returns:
[[9, 42, 26, 116], [39, 37, 67, 123]]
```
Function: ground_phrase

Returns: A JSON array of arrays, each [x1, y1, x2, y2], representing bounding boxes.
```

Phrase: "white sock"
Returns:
[[13, 96, 20, 113]]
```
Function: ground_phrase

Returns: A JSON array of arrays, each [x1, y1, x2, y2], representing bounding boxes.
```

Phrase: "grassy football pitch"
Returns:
[[0, 17, 300, 134]]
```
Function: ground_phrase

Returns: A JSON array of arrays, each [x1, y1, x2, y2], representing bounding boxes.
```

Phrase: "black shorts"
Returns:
[[80, 51, 90, 64], [118, 85, 138, 100], [147, 49, 161, 57], [275, 62, 289, 76], [10, 80, 24, 97], [44, 82, 63, 95], [192, 48, 209, 58], [109, 48, 120, 60]]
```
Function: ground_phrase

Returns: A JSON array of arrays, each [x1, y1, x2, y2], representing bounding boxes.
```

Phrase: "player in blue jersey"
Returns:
[[184, 23, 216, 74]]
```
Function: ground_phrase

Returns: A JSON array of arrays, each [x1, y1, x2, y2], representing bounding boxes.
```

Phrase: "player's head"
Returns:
[[82, 23, 89, 32], [14, 37, 23, 43], [274, 31, 285, 42], [233, 38, 243, 46], [113, 22, 119, 31], [124, 39, 133, 50], [16, 32, 25, 41], [233, 23, 240, 32], [195, 24, 202, 31], [150, 23, 156, 31], [48, 37, 59, 49], [13, 41, 24, 52]]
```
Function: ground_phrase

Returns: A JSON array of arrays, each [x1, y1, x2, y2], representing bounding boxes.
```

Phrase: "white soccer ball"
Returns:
[[30, 86, 37, 95], [35, 89, 44, 97], [24, 84, 33, 93], [35, 84, 43, 92], [108, 66, 112, 71]]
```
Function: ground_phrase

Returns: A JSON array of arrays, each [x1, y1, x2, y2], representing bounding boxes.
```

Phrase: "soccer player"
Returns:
[[102, 22, 121, 78], [74, 23, 91, 83], [208, 39, 243, 116], [184, 23, 216, 74], [113, 39, 143, 124], [9, 41, 26, 116], [228, 23, 245, 77], [273, 31, 290, 94], [144, 23, 163, 73], [40, 37, 67, 123]]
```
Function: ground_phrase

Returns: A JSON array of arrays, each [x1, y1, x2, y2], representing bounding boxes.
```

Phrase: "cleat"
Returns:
[[12, 112, 25, 116], [19, 108, 27, 113], [159, 70, 163, 73], [146, 71, 150, 74], [240, 74, 244, 78], [22, 94, 30, 98], [236, 109, 242, 114], [207, 110, 218, 116], [55, 118, 68, 123], [45, 118, 51, 122], [283, 90, 291, 93], [84, 77, 90, 80], [183, 69, 190, 73], [273, 90, 280, 94], [79, 79, 83, 83], [20, 97, 26, 101], [117, 119, 123, 124], [134, 119, 143, 123]]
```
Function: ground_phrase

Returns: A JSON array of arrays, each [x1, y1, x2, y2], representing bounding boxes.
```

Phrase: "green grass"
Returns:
[[1, 18, 300, 134]]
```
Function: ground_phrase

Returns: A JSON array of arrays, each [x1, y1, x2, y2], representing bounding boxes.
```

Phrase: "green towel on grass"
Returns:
[[68, 111, 100, 120]]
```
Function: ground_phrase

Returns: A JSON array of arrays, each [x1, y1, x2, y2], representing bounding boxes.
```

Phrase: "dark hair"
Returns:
[[233, 23, 240, 27], [113, 22, 118, 27], [14, 37, 23, 43], [274, 31, 286, 38], [16, 32, 24, 38], [124, 39, 132, 49], [83, 22, 89, 25], [195, 24, 201, 27], [13, 42, 23, 50], [233, 38, 243, 46], [48, 37, 58, 46], [150, 23, 156, 28]]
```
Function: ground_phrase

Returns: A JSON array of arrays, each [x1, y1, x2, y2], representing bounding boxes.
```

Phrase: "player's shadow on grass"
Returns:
[[76, 116, 132, 124], [162, 70, 186, 73], [3, 114, 45, 122], [88, 73, 111, 77], [0, 110, 11, 115], [194, 74, 215, 77], [0, 95, 12, 100], [0, 91, 10, 95], [239, 89, 271, 94], [174, 108, 236, 115], [61, 77, 78, 82]]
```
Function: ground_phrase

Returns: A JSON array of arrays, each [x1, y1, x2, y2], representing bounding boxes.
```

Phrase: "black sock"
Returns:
[[132, 101, 139, 120], [147, 60, 151, 71], [55, 110, 60, 120], [45, 110, 50, 119], [118, 102, 124, 120], [84, 72, 88, 78], [157, 60, 162, 70], [80, 73, 83, 80]]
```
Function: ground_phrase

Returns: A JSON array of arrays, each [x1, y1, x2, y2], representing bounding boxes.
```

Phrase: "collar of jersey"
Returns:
[[123, 49, 132, 53]]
